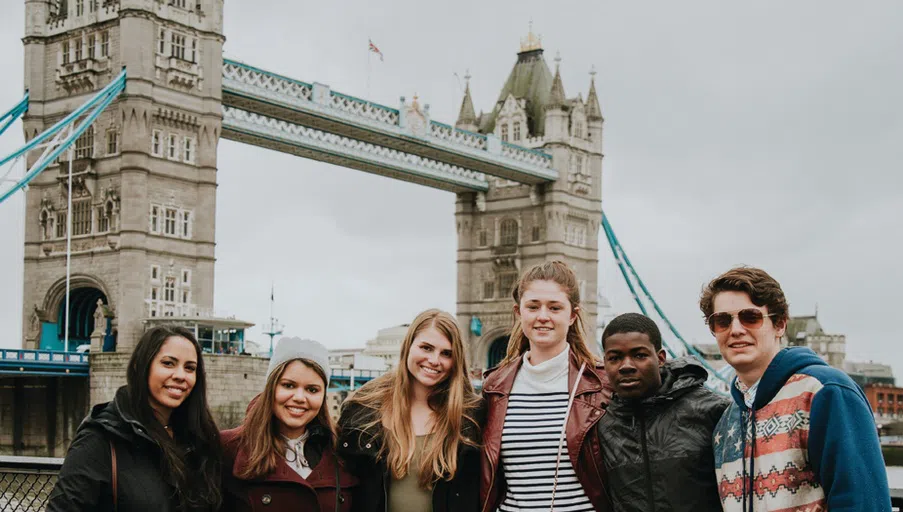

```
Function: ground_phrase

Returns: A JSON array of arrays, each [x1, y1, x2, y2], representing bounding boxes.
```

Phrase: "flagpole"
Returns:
[[366, 37, 372, 101]]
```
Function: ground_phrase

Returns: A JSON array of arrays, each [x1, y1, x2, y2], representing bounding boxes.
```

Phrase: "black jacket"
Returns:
[[336, 400, 482, 512], [46, 387, 215, 512], [597, 357, 730, 512]]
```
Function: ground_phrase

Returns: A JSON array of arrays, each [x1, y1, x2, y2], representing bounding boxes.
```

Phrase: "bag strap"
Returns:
[[550, 362, 586, 511], [334, 453, 341, 512], [109, 438, 118, 512]]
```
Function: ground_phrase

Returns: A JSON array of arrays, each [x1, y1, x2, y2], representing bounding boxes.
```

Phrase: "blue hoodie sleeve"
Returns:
[[807, 382, 891, 511]]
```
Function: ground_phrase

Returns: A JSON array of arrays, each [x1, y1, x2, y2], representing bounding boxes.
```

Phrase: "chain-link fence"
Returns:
[[0, 457, 61, 512]]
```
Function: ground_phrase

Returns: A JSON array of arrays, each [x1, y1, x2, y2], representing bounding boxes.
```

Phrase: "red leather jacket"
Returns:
[[479, 350, 614, 512]]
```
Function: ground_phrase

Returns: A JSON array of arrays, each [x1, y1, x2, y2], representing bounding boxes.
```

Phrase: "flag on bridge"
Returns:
[[368, 39, 384, 61]]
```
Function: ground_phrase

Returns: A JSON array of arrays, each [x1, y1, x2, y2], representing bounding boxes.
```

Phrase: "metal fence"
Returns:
[[0, 457, 62, 512], [2, 454, 902, 511]]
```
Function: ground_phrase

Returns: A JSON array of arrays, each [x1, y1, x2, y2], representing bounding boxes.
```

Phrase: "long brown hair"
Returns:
[[345, 309, 481, 489], [235, 359, 335, 479], [501, 260, 598, 368]]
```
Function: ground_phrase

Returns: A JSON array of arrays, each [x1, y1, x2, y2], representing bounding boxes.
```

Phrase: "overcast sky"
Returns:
[[1, 1, 900, 375]]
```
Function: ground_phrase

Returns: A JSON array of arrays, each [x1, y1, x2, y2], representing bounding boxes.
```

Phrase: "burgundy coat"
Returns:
[[220, 426, 358, 512], [479, 350, 614, 512]]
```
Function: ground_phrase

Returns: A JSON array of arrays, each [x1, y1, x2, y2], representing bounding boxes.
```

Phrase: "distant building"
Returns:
[[783, 315, 845, 368], [328, 349, 387, 372], [862, 383, 903, 424], [845, 360, 896, 388], [363, 324, 409, 368]]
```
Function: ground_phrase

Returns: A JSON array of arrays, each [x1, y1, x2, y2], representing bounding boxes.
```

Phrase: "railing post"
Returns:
[[485, 133, 501, 155], [312, 83, 331, 106]]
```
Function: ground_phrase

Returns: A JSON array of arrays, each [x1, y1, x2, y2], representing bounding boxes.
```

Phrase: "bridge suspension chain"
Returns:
[[601, 212, 730, 391], [0, 69, 126, 205]]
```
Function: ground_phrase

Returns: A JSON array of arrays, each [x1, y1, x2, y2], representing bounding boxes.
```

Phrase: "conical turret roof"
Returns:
[[585, 73, 603, 121], [547, 66, 567, 109], [478, 48, 554, 136], [456, 81, 477, 127]]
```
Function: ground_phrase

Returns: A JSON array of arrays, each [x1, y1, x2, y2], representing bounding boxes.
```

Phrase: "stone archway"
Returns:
[[40, 274, 113, 351], [487, 336, 509, 369]]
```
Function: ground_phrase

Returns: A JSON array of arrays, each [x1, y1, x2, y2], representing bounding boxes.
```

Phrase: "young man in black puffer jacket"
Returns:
[[597, 313, 729, 512]]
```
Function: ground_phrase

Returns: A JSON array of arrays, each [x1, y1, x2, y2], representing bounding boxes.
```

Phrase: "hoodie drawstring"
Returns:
[[741, 407, 757, 512]]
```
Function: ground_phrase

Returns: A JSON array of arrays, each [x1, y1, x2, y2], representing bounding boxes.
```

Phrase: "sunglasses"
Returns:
[[707, 308, 776, 334]]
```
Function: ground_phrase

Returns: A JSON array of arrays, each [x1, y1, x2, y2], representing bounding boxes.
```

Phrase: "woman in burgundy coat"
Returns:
[[220, 337, 358, 512]]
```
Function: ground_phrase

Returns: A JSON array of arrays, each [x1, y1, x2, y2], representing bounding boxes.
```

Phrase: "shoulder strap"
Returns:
[[334, 452, 341, 512], [109, 438, 118, 512], [550, 362, 585, 511]]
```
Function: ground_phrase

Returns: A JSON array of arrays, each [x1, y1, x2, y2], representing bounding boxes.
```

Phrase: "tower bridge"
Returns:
[[1, 0, 603, 456]]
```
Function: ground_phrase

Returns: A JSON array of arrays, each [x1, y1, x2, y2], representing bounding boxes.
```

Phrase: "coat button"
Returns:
[[261, 494, 271, 505], [343, 442, 349, 448], [365, 443, 371, 449]]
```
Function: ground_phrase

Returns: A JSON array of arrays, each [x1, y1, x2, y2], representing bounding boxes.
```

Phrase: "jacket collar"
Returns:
[[483, 349, 605, 397], [231, 423, 332, 485]]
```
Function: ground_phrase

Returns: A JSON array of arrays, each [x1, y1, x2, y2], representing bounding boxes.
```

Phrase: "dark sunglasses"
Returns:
[[707, 308, 776, 334]]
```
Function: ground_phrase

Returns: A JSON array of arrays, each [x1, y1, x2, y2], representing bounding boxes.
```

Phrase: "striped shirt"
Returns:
[[499, 346, 593, 512]]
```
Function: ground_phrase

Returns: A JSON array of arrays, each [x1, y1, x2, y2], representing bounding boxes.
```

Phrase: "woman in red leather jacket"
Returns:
[[480, 261, 613, 512]]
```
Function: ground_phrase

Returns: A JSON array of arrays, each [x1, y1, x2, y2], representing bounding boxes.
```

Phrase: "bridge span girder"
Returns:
[[222, 60, 557, 185], [222, 106, 489, 193]]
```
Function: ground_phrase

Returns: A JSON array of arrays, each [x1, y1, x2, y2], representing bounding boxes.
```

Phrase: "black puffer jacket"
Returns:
[[596, 357, 730, 512], [336, 400, 482, 512], [46, 387, 217, 512]]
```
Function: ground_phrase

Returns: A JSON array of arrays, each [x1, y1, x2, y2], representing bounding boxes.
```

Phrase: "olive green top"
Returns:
[[387, 434, 432, 512]]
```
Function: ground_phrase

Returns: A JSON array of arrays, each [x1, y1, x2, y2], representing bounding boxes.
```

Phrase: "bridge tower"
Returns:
[[20, 0, 224, 357], [455, 33, 604, 371]]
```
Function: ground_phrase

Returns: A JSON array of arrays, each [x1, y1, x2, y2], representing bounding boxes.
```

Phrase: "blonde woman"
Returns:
[[337, 309, 482, 512], [221, 337, 358, 511], [480, 261, 614, 512]]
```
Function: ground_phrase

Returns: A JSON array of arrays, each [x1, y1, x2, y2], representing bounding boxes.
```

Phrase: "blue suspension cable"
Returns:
[[0, 71, 126, 205], [600, 212, 678, 359], [0, 69, 125, 170], [0, 92, 28, 138], [601, 213, 728, 384]]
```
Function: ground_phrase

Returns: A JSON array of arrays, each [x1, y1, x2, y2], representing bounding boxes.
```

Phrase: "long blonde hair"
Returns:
[[235, 359, 336, 480], [345, 309, 481, 489], [502, 260, 598, 368]]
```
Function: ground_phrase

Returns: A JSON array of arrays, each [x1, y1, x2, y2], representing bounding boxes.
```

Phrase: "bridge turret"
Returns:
[[544, 54, 570, 142], [585, 67, 604, 153], [456, 34, 603, 371], [455, 71, 479, 132]]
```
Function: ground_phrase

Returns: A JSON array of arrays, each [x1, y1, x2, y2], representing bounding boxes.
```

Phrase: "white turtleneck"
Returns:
[[498, 345, 594, 512]]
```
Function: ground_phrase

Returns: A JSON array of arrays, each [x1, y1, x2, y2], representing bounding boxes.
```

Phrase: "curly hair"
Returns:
[[601, 313, 662, 351]]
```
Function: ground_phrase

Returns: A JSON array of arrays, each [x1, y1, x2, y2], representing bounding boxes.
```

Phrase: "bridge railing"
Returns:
[[222, 59, 553, 175], [0, 349, 89, 366], [0, 456, 62, 512]]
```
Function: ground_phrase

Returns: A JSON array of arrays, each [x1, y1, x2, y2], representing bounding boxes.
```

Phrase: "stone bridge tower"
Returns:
[[21, 0, 224, 355], [455, 33, 604, 372]]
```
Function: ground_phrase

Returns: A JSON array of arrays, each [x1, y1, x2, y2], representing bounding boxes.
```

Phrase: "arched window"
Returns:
[[513, 122, 521, 141], [500, 124, 509, 142], [500, 219, 518, 246]]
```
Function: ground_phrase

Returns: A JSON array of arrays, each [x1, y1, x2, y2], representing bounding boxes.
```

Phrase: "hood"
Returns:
[[610, 356, 708, 411], [658, 357, 710, 398], [730, 347, 827, 410]]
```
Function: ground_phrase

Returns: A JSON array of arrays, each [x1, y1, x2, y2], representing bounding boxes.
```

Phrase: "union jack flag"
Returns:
[[368, 39, 384, 61]]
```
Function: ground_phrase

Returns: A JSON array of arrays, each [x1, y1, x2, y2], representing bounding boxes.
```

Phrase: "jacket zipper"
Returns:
[[638, 409, 655, 512]]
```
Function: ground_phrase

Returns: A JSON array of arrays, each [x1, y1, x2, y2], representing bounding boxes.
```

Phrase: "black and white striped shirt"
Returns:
[[499, 347, 593, 512]]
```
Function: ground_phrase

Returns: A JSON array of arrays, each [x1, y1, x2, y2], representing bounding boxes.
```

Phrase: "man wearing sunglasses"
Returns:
[[700, 267, 890, 512], [597, 313, 729, 512]]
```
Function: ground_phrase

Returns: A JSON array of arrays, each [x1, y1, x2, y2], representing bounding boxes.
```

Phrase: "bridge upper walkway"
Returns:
[[221, 59, 556, 193]]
